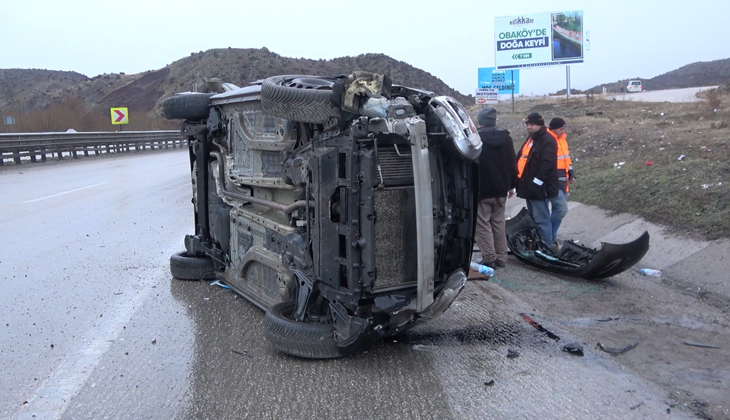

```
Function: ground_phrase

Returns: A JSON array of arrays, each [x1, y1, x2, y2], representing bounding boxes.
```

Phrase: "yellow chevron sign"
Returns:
[[110, 107, 129, 125]]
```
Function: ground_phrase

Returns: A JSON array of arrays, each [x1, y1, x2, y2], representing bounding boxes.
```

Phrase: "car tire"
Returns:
[[169, 251, 215, 280], [162, 93, 214, 120], [260, 75, 341, 124], [264, 301, 344, 359]]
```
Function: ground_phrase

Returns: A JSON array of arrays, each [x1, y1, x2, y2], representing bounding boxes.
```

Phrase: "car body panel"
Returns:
[[506, 208, 650, 279]]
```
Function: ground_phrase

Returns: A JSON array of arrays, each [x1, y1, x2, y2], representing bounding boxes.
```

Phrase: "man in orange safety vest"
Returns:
[[546, 118, 575, 247]]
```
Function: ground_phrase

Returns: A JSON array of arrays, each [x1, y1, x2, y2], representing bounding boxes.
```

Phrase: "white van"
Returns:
[[627, 80, 644, 93]]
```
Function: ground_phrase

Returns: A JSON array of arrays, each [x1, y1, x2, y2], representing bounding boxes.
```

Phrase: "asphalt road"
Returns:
[[0, 150, 698, 420], [601, 86, 718, 103]]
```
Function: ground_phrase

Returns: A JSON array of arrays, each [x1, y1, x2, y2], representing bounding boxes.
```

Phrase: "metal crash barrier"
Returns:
[[0, 131, 186, 165]]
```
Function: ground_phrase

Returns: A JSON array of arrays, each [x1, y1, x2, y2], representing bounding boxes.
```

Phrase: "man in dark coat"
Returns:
[[475, 106, 518, 268], [516, 112, 561, 247]]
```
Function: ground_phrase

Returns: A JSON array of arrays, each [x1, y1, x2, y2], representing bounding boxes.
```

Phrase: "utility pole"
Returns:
[[566, 66, 571, 106]]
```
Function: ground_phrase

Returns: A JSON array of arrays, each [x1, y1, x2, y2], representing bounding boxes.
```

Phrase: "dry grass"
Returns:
[[470, 93, 730, 241]]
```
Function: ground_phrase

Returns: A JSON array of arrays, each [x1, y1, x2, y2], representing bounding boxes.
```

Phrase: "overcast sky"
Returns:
[[2, 0, 729, 96]]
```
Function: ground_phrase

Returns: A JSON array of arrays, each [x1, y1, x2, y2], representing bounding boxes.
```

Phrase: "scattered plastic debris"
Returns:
[[645, 161, 653, 166], [683, 341, 721, 349], [598, 342, 638, 354], [702, 184, 711, 189], [232, 349, 250, 357], [484, 379, 495, 386], [630, 402, 645, 410], [562, 342, 584, 356], [521, 314, 560, 341], [595, 317, 620, 322], [506, 349, 520, 359], [210, 279, 231, 289], [639, 268, 662, 277], [412, 344, 437, 352], [678, 154, 685, 161]]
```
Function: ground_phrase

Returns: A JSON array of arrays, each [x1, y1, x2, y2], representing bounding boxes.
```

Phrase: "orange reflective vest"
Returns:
[[516, 138, 533, 179], [548, 129, 572, 192]]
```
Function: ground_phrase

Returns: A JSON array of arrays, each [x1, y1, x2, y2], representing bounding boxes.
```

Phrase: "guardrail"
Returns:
[[0, 130, 186, 166]]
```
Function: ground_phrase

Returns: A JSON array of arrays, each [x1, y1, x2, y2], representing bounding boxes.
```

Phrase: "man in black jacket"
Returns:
[[475, 107, 518, 269], [516, 112, 561, 248]]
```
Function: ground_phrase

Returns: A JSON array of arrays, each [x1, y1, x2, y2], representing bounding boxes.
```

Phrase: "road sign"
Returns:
[[3, 116, 15, 125], [478, 68, 520, 94], [110, 107, 129, 125], [475, 87, 499, 103]]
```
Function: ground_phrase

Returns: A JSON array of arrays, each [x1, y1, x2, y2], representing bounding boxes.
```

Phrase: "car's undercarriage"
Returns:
[[165, 73, 482, 358]]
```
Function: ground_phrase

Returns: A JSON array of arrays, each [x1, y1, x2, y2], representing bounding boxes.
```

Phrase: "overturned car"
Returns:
[[506, 208, 650, 279], [164, 73, 481, 358]]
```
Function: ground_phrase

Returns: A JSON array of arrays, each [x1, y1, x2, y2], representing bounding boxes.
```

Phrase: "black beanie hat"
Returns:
[[549, 117, 566, 130], [525, 112, 544, 126], [477, 106, 497, 127]]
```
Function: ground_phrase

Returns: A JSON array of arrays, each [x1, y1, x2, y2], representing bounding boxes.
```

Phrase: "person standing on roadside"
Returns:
[[546, 117, 575, 247], [516, 112, 560, 249], [474, 107, 519, 269]]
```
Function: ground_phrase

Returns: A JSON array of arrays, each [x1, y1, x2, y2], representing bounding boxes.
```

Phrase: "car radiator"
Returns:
[[372, 146, 418, 291]]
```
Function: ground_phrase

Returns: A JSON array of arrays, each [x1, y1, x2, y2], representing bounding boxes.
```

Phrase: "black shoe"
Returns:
[[480, 260, 498, 269], [494, 260, 506, 268]]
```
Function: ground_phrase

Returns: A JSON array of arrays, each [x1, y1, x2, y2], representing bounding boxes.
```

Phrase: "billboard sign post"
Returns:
[[495, 10, 584, 70]]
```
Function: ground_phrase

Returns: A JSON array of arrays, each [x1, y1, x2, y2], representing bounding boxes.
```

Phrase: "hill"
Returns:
[[585, 57, 730, 93], [0, 48, 469, 131]]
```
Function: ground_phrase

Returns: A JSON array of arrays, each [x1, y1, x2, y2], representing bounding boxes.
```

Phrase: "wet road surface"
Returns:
[[0, 151, 697, 419]]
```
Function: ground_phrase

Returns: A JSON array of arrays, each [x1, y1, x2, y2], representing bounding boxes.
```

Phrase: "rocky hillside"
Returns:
[[0, 48, 469, 123], [586, 57, 730, 93]]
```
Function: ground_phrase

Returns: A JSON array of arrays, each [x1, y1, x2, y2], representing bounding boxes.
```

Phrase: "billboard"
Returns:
[[495, 10, 584, 69], [477, 67, 520, 94]]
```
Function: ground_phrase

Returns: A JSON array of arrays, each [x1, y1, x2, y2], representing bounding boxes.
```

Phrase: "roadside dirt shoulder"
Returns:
[[475, 200, 730, 419]]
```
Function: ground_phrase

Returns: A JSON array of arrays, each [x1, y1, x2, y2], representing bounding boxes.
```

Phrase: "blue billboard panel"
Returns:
[[477, 67, 520, 94]]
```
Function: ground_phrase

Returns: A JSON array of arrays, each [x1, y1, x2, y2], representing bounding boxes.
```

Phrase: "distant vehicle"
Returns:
[[626, 80, 644, 93]]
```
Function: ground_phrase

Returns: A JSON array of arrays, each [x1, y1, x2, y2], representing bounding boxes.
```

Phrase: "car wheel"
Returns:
[[260, 75, 341, 124], [264, 301, 344, 359], [162, 93, 214, 120], [169, 251, 215, 280]]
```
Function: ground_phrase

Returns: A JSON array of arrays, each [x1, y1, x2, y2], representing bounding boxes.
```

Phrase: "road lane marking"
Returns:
[[15, 286, 152, 420], [21, 182, 108, 204]]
